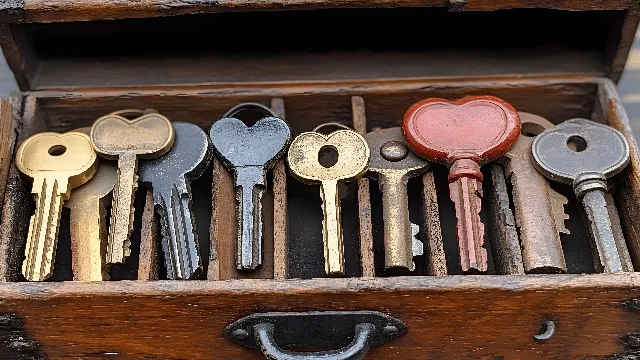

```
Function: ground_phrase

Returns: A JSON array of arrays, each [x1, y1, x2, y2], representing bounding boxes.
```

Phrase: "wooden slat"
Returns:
[[270, 98, 289, 280], [0, 100, 14, 215], [422, 171, 447, 276], [0, 24, 33, 90], [351, 96, 376, 278], [0, 0, 629, 23], [138, 189, 159, 280], [0, 274, 639, 359]]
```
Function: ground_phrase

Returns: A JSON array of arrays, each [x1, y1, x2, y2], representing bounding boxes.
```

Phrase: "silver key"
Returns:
[[532, 118, 632, 273]]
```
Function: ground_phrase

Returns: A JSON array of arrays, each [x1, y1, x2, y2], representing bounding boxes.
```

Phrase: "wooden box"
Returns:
[[0, 1, 640, 359]]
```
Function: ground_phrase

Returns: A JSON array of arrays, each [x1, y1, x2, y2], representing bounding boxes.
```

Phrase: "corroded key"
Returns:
[[532, 118, 632, 273], [140, 122, 213, 280], [403, 96, 520, 273], [65, 127, 117, 281], [501, 113, 568, 274], [91, 110, 174, 264], [365, 127, 430, 271], [288, 127, 370, 275], [16, 132, 98, 281], [210, 103, 291, 270]]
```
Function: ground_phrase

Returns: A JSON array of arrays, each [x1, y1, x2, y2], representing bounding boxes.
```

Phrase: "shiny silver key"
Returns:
[[532, 118, 632, 273]]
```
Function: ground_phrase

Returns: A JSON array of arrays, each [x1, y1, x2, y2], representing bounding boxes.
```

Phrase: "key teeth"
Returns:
[[548, 187, 571, 235], [450, 177, 487, 273]]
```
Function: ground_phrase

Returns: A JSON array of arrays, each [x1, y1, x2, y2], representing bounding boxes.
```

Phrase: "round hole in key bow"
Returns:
[[567, 135, 587, 152], [318, 145, 339, 168], [48, 145, 67, 156]]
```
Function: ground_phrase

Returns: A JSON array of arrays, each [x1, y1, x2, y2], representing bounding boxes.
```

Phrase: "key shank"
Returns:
[[320, 179, 345, 275], [23, 176, 68, 281], [107, 152, 138, 264], [234, 166, 267, 270], [378, 172, 414, 271]]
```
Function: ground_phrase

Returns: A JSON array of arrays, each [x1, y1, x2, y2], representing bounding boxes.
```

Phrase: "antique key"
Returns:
[[65, 127, 117, 281], [501, 113, 568, 274], [532, 118, 632, 273], [288, 125, 370, 275], [16, 132, 98, 281], [210, 103, 291, 270], [365, 127, 430, 271], [403, 96, 520, 273], [139, 122, 213, 280], [91, 110, 175, 264]]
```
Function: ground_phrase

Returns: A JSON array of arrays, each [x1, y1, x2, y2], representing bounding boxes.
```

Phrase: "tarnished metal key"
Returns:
[[140, 122, 213, 280], [91, 110, 175, 264], [403, 96, 520, 273], [65, 127, 117, 281], [502, 113, 568, 274], [288, 126, 370, 275], [16, 132, 98, 281], [532, 118, 632, 273], [365, 127, 430, 271], [210, 103, 291, 270]]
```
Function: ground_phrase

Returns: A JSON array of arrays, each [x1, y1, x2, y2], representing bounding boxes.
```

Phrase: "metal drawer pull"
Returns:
[[255, 322, 374, 360], [225, 311, 407, 360]]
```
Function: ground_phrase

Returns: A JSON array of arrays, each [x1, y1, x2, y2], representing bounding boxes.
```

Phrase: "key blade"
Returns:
[[548, 187, 570, 235], [320, 179, 345, 275], [449, 176, 487, 273], [23, 177, 67, 281], [378, 172, 415, 271], [411, 223, 423, 257], [107, 152, 138, 264], [581, 189, 624, 273], [157, 184, 202, 279], [234, 166, 266, 270]]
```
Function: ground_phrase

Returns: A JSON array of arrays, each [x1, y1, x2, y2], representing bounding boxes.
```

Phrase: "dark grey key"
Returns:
[[139, 122, 213, 280], [532, 118, 631, 273], [209, 103, 291, 270]]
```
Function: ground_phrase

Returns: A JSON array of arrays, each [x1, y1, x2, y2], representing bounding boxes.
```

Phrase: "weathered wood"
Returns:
[[270, 98, 289, 280], [421, 171, 446, 276], [352, 96, 375, 278], [0, 24, 34, 90], [0, 0, 630, 24], [0, 274, 639, 359], [604, 0, 640, 82], [0, 165, 30, 282], [138, 189, 159, 280], [0, 100, 14, 215]]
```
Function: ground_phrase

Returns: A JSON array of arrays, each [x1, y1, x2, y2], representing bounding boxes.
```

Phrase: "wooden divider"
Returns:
[[422, 172, 447, 276], [138, 190, 159, 280], [271, 98, 289, 280]]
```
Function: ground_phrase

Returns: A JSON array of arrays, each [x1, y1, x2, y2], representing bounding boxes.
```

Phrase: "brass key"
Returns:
[[91, 110, 174, 264], [287, 127, 370, 275], [65, 127, 117, 281], [365, 127, 430, 271], [16, 132, 98, 281]]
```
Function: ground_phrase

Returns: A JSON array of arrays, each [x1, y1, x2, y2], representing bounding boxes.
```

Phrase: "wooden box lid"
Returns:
[[0, 0, 637, 91]]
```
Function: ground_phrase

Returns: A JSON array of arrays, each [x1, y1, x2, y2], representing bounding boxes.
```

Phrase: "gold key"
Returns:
[[287, 126, 370, 275], [16, 131, 98, 281], [91, 110, 174, 264], [65, 127, 117, 281]]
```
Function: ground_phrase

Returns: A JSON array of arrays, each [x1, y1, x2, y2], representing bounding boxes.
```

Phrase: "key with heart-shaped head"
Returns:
[[210, 103, 291, 271], [532, 118, 632, 273], [287, 126, 370, 275], [365, 127, 430, 272], [91, 110, 175, 265], [64, 127, 117, 281], [403, 96, 521, 273], [16, 131, 98, 281], [140, 122, 213, 280]]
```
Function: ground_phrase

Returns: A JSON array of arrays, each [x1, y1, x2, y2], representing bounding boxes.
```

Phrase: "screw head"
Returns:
[[383, 324, 398, 337], [380, 141, 408, 162], [232, 328, 250, 340]]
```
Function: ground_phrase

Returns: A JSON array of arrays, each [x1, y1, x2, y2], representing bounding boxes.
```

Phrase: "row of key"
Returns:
[[14, 96, 632, 281]]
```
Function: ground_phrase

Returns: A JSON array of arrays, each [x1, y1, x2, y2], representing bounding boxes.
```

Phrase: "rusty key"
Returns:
[[65, 127, 117, 281], [365, 127, 430, 271], [501, 113, 568, 274], [403, 96, 520, 273]]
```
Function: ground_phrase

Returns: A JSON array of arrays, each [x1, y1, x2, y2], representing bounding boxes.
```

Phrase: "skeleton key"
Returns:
[[502, 113, 568, 274], [288, 127, 370, 275], [532, 118, 632, 273], [365, 127, 430, 271], [65, 127, 117, 281], [210, 103, 291, 270], [91, 110, 175, 264], [403, 96, 520, 273], [139, 122, 213, 279], [16, 132, 98, 281]]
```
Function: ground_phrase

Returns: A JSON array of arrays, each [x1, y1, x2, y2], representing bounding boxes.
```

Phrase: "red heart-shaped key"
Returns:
[[402, 96, 520, 273]]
